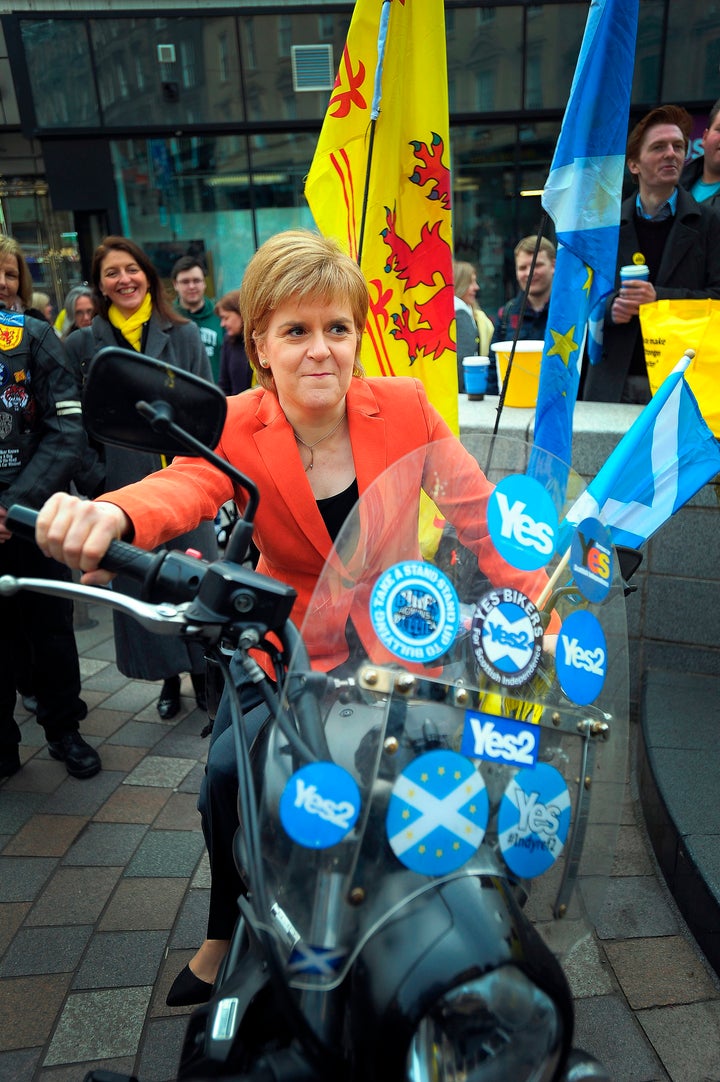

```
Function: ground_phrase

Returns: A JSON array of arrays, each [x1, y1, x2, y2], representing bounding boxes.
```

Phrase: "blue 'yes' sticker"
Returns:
[[487, 474, 558, 571], [498, 763, 571, 878], [280, 762, 360, 849], [461, 710, 539, 769], [556, 609, 607, 705]]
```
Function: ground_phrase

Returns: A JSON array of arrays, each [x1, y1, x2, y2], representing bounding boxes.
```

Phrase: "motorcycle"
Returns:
[[3, 347, 635, 1082]]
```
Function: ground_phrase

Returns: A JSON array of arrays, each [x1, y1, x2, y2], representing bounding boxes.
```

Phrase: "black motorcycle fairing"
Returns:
[[347, 874, 573, 1081]]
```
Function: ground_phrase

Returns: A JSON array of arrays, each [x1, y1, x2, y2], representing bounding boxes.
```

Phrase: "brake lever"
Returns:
[[0, 574, 218, 640]]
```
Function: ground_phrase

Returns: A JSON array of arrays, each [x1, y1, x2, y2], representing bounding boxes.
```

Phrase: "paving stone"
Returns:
[[62, 822, 147, 866], [0, 974, 72, 1051], [44, 986, 152, 1064], [95, 745, 146, 773], [0, 857, 58, 902], [81, 708, 130, 738], [123, 755, 197, 789], [0, 1046, 42, 1081], [562, 933, 615, 998], [151, 729, 208, 760], [26, 866, 122, 926], [136, 1014, 188, 1081], [38, 770, 125, 816], [169, 888, 209, 949], [191, 851, 211, 889], [79, 657, 111, 679], [573, 995, 668, 1081], [0, 902, 30, 958], [0, 925, 93, 976], [604, 936, 719, 1009], [36, 1055, 136, 1082], [595, 876, 680, 940], [637, 1000, 720, 1082], [73, 929, 168, 989], [105, 721, 168, 748], [98, 877, 187, 931], [1, 758, 67, 794], [178, 762, 206, 794], [612, 822, 656, 877], [16, 720, 47, 748], [0, 791, 46, 834], [153, 792, 202, 831], [81, 665, 131, 694], [101, 681, 166, 714], [94, 785, 172, 824], [2, 814, 86, 857], [125, 829, 205, 877]]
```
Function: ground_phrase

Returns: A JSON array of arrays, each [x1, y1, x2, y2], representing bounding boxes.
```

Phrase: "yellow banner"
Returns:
[[640, 298, 720, 437], [305, 0, 458, 433]]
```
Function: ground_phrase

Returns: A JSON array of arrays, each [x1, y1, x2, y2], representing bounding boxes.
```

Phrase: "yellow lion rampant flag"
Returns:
[[305, 0, 458, 433]]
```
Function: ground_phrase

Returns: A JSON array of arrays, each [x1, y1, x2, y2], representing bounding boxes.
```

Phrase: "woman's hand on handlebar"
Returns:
[[36, 493, 132, 586]]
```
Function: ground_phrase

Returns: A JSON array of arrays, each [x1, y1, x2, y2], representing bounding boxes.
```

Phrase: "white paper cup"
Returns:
[[619, 264, 649, 282]]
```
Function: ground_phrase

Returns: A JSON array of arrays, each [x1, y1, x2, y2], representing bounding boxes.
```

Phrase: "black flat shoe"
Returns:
[[157, 676, 181, 720], [166, 963, 214, 1007], [47, 732, 101, 779]]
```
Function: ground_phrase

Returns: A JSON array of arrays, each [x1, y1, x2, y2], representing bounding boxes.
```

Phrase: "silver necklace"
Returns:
[[292, 414, 345, 471]]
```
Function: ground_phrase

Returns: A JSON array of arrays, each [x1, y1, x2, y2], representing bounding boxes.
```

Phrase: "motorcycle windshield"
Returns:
[[259, 435, 628, 991]]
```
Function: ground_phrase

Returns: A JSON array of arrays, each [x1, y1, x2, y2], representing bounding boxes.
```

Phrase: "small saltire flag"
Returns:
[[533, 0, 639, 467], [304, 0, 457, 432], [562, 354, 720, 550]]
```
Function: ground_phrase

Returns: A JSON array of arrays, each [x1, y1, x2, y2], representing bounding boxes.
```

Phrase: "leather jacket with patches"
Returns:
[[0, 309, 84, 510]]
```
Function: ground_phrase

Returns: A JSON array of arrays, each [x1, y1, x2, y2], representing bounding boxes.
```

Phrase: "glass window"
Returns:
[[633, 0, 664, 103], [663, 0, 720, 101], [446, 7, 523, 114], [450, 121, 560, 314], [19, 19, 100, 128], [524, 4, 588, 110]]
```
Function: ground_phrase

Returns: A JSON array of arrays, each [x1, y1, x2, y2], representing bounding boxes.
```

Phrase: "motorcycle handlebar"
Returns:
[[7, 504, 161, 581]]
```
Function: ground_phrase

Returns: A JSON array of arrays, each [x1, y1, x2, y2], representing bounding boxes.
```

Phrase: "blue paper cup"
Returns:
[[463, 356, 490, 399]]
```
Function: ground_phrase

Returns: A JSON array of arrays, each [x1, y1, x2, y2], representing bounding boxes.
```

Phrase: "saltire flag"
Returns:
[[532, 0, 639, 468], [304, 0, 458, 432], [562, 355, 720, 550]]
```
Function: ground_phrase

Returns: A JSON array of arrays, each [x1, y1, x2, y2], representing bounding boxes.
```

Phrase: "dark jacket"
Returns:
[[218, 335, 252, 395], [0, 310, 83, 509], [680, 155, 720, 213], [584, 187, 720, 402], [65, 312, 218, 680]]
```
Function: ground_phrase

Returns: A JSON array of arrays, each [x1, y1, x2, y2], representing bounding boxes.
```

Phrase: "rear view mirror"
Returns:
[[82, 347, 227, 455]]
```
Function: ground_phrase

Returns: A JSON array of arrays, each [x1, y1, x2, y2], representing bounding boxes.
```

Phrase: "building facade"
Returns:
[[0, 0, 717, 314]]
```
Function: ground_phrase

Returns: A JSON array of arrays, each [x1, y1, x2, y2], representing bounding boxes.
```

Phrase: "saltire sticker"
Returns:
[[487, 474, 558, 571], [279, 762, 360, 849], [386, 749, 488, 875], [287, 943, 348, 978], [570, 517, 613, 603], [369, 560, 460, 662], [470, 588, 543, 687], [556, 610, 607, 705], [498, 763, 571, 878]]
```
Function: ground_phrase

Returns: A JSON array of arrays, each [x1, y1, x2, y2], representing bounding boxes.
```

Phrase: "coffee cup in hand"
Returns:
[[619, 264, 649, 285]]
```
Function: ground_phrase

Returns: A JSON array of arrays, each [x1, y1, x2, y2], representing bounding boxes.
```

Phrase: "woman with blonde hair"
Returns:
[[453, 260, 495, 393]]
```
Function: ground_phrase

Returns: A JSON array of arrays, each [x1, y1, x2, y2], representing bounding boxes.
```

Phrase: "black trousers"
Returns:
[[0, 534, 86, 749]]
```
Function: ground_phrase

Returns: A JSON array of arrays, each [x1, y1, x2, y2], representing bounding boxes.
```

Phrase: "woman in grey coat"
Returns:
[[65, 236, 217, 719]]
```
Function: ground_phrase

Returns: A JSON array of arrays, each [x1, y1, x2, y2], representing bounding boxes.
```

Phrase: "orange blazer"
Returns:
[[102, 377, 555, 669]]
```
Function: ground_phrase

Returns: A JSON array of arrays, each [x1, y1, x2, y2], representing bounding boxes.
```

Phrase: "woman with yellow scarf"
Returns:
[[64, 236, 216, 719]]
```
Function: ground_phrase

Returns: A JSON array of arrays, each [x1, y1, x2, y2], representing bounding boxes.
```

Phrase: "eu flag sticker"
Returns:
[[386, 749, 488, 876], [498, 763, 571, 879]]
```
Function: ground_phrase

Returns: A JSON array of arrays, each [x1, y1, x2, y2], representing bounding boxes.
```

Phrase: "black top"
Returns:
[[316, 478, 359, 542]]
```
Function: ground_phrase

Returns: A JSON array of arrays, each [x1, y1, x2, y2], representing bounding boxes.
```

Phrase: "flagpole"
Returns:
[[357, 1, 390, 265]]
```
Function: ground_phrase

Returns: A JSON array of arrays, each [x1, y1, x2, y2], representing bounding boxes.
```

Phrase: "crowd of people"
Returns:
[[2, 96, 718, 1005]]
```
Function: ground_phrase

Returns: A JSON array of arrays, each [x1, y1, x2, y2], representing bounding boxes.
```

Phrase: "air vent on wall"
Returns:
[[157, 44, 176, 64], [291, 44, 334, 92]]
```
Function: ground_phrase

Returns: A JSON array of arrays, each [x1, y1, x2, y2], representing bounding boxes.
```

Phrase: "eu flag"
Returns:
[[533, 0, 639, 469]]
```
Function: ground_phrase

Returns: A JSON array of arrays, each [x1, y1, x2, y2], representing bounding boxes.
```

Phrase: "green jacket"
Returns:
[[174, 297, 223, 381]]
